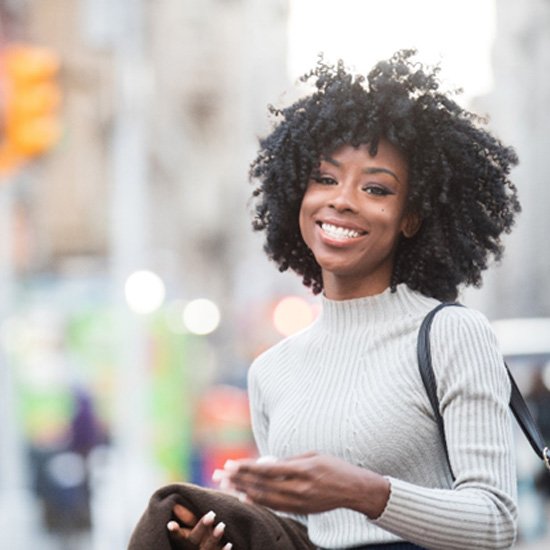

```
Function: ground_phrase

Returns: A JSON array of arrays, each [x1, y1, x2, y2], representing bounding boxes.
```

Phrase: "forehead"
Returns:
[[322, 140, 409, 178]]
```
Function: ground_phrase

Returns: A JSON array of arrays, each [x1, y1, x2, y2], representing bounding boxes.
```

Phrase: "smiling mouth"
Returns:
[[319, 222, 367, 240]]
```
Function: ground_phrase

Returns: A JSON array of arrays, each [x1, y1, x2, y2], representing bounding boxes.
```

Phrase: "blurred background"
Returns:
[[0, 0, 549, 548]]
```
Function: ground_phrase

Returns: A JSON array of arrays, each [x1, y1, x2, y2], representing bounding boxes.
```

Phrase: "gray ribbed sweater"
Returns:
[[247, 284, 517, 549]]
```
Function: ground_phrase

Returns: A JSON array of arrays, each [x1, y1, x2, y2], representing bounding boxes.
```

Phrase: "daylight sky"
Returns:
[[288, 0, 496, 103]]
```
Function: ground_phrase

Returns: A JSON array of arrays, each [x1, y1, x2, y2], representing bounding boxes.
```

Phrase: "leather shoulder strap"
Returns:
[[417, 302, 550, 478], [417, 302, 462, 479]]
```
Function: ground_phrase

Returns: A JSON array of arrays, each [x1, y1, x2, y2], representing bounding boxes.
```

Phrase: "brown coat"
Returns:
[[127, 483, 315, 550]]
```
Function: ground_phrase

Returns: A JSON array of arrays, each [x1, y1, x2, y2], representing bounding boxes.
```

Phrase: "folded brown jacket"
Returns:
[[127, 483, 316, 550]]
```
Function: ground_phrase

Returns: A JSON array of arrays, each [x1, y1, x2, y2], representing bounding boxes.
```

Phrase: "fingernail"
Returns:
[[222, 543, 233, 550], [224, 459, 238, 472], [167, 521, 179, 532], [256, 455, 278, 464], [203, 510, 216, 525], [212, 468, 226, 482], [213, 522, 226, 537], [238, 492, 249, 503], [219, 477, 231, 491]]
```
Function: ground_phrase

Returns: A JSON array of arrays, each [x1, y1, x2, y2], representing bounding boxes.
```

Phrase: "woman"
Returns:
[[165, 50, 520, 549]]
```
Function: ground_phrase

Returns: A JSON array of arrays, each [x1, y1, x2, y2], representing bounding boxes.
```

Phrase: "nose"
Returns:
[[328, 182, 358, 212]]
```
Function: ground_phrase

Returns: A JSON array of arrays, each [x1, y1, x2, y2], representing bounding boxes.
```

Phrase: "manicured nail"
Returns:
[[219, 477, 231, 491], [212, 468, 226, 482], [203, 510, 216, 525], [222, 543, 233, 550], [224, 459, 238, 472], [238, 492, 250, 503], [213, 522, 226, 537], [256, 455, 277, 464], [167, 521, 179, 532]]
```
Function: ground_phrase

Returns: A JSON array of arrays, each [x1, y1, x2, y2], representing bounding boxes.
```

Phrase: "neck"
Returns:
[[322, 273, 392, 301]]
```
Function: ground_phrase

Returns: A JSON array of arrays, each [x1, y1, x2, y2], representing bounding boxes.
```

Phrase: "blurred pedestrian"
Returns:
[[31, 388, 105, 550]]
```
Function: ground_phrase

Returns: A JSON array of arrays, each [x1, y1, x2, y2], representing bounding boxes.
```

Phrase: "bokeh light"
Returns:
[[124, 270, 166, 314], [182, 298, 221, 335], [272, 295, 315, 337]]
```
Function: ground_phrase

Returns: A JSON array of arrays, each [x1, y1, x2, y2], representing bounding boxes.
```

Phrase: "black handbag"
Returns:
[[417, 302, 550, 480]]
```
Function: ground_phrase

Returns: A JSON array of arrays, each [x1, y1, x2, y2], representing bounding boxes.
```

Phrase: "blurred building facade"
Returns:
[[3, 0, 290, 302], [2, 0, 547, 322], [1, 1, 291, 547], [466, 0, 550, 319]]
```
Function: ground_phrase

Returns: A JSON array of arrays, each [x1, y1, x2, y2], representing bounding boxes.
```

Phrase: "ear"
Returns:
[[401, 212, 422, 238]]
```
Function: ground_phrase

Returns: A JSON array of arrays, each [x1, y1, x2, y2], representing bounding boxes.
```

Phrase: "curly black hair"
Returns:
[[250, 50, 520, 301]]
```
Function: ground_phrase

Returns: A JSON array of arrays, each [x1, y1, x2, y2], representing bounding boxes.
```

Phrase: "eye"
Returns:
[[363, 184, 393, 196], [310, 174, 337, 186]]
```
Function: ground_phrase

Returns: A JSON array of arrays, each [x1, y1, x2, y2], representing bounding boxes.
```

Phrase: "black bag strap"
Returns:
[[417, 302, 550, 480]]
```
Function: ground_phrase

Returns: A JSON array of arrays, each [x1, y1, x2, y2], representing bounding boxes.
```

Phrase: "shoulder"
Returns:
[[248, 323, 316, 384], [429, 303, 497, 345], [428, 304, 510, 397]]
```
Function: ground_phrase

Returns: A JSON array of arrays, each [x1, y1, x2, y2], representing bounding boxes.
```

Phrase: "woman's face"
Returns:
[[299, 140, 416, 300]]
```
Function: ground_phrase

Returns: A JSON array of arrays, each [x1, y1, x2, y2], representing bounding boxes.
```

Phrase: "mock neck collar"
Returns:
[[318, 284, 437, 332]]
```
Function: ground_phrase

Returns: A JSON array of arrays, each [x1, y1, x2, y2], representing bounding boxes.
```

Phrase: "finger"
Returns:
[[232, 471, 274, 492], [212, 468, 226, 483], [231, 460, 284, 476], [246, 453, 321, 480], [222, 458, 256, 474], [172, 504, 198, 526], [201, 521, 227, 550], [286, 451, 318, 460], [232, 473, 310, 511], [240, 485, 301, 512], [231, 469, 292, 499], [187, 511, 217, 545], [212, 469, 238, 493], [231, 461, 297, 481], [167, 521, 194, 547], [256, 455, 278, 464], [213, 521, 226, 538]]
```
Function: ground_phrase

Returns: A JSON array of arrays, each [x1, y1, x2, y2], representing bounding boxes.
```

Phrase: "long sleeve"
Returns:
[[246, 285, 518, 549], [373, 307, 517, 549], [248, 364, 270, 458]]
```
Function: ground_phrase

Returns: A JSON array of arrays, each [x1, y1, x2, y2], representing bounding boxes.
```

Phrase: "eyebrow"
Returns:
[[322, 156, 401, 183]]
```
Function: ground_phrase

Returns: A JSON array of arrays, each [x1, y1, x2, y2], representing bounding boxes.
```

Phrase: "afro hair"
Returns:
[[250, 50, 520, 301]]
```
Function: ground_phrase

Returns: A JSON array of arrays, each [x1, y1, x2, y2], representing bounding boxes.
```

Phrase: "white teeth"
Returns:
[[321, 223, 363, 240]]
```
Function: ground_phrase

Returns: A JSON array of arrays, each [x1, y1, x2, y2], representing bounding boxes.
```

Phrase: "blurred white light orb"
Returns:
[[183, 299, 221, 335], [125, 270, 166, 314], [273, 296, 315, 337]]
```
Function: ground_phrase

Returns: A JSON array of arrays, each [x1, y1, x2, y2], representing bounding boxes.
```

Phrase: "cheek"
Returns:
[[371, 207, 407, 237], [298, 203, 310, 244], [367, 205, 394, 224]]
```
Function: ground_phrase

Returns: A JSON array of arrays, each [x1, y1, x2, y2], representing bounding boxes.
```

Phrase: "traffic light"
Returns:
[[0, 44, 62, 175]]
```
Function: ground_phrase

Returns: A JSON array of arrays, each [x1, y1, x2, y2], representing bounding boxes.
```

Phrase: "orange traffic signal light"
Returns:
[[0, 44, 62, 174]]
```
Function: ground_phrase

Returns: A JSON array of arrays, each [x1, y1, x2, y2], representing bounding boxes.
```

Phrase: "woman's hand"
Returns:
[[225, 452, 390, 518], [167, 504, 233, 550]]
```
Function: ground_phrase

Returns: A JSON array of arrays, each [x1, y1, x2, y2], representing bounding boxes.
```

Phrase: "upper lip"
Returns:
[[316, 218, 368, 234]]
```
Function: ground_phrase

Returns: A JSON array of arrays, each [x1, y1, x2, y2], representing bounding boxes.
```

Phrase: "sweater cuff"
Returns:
[[371, 476, 429, 535]]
